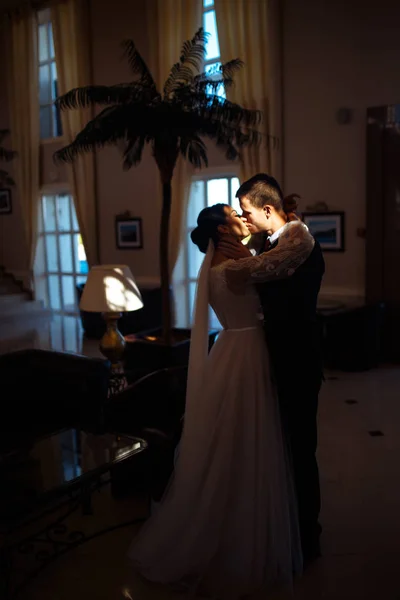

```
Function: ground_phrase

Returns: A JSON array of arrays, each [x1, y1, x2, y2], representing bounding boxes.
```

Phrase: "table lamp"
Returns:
[[79, 264, 143, 366]]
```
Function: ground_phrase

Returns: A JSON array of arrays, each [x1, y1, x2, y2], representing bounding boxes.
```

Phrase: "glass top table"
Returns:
[[0, 428, 147, 529]]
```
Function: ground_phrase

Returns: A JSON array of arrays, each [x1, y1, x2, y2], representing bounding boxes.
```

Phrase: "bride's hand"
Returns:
[[287, 211, 300, 222], [218, 234, 252, 260], [283, 194, 301, 222]]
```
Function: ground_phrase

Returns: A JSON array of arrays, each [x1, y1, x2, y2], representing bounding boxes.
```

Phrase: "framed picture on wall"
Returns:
[[115, 216, 143, 249], [0, 189, 12, 215], [302, 211, 345, 252]]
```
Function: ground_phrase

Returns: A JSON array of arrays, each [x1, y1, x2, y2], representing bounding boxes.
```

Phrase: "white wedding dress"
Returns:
[[128, 222, 314, 599]]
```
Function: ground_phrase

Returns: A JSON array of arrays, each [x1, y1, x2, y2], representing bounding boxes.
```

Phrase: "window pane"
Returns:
[[59, 234, 73, 273], [63, 316, 79, 352], [209, 306, 222, 330], [189, 282, 197, 324], [203, 0, 214, 6], [39, 64, 51, 104], [207, 178, 228, 206], [38, 24, 49, 62], [49, 274, 61, 310], [48, 22, 55, 59], [45, 234, 59, 271], [75, 234, 88, 274], [205, 62, 220, 79], [204, 62, 225, 98], [57, 195, 71, 231], [40, 106, 52, 139], [34, 235, 46, 275], [71, 201, 79, 231], [50, 315, 63, 349], [77, 275, 87, 286], [172, 242, 185, 283], [173, 283, 188, 329], [205, 82, 225, 99], [52, 104, 62, 138], [187, 180, 205, 228], [34, 273, 48, 307], [51, 62, 58, 101], [62, 275, 76, 312], [43, 196, 56, 231], [188, 231, 204, 279], [230, 177, 241, 213], [203, 10, 220, 61]]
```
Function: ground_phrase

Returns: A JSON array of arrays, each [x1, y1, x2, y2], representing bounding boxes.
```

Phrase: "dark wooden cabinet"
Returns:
[[318, 303, 385, 371]]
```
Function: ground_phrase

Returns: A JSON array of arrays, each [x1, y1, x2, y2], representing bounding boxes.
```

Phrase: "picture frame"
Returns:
[[115, 216, 143, 249], [0, 188, 12, 215], [302, 211, 345, 252]]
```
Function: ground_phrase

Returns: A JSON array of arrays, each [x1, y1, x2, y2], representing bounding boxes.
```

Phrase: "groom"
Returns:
[[220, 173, 325, 564]]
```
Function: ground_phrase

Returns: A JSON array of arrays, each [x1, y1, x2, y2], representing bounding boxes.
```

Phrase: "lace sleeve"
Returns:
[[224, 222, 315, 293]]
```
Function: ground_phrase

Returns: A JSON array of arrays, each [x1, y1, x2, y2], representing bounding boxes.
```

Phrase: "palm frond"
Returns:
[[163, 63, 197, 97], [123, 135, 145, 170], [54, 106, 128, 163], [179, 27, 208, 70], [122, 39, 156, 88], [53, 28, 267, 173], [55, 83, 156, 111], [163, 28, 208, 97], [179, 135, 208, 169], [189, 114, 263, 161], [173, 84, 262, 128], [220, 58, 244, 81]]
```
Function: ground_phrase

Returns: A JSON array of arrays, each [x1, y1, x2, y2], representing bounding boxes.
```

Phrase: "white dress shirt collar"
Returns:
[[269, 223, 287, 245]]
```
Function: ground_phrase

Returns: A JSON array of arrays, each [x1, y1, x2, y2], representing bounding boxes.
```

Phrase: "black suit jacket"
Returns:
[[256, 237, 325, 379]]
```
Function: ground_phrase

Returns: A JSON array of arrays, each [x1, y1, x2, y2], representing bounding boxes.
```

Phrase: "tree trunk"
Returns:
[[160, 179, 173, 345]]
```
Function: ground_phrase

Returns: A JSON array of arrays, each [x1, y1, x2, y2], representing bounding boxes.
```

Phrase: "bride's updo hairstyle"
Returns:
[[190, 204, 227, 253]]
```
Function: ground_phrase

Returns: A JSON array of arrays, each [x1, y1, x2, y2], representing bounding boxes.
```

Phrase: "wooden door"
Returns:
[[366, 105, 400, 361]]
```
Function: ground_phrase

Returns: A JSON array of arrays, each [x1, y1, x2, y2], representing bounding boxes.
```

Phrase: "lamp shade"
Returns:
[[79, 265, 143, 313]]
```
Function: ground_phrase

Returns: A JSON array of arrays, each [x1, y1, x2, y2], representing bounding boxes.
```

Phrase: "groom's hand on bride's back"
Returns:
[[218, 234, 252, 260]]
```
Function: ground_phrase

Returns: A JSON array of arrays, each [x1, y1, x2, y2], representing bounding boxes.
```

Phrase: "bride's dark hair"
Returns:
[[190, 203, 227, 253]]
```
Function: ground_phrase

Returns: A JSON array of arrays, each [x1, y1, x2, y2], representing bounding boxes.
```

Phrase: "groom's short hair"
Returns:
[[236, 173, 284, 212]]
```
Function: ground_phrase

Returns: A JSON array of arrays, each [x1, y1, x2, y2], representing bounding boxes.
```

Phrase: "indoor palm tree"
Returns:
[[0, 129, 17, 186], [53, 28, 264, 344]]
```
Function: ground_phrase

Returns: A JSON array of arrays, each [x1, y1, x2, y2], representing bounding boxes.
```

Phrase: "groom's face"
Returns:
[[239, 196, 270, 234]]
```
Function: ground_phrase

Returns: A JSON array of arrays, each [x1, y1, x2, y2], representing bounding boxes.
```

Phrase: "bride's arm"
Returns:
[[224, 221, 315, 292]]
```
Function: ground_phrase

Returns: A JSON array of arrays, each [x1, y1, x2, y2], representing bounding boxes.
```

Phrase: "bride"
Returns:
[[128, 203, 315, 598]]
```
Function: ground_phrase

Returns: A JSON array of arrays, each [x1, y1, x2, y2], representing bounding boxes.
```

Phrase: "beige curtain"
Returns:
[[215, 0, 283, 182], [6, 7, 40, 283], [51, 0, 99, 267], [146, 0, 202, 275]]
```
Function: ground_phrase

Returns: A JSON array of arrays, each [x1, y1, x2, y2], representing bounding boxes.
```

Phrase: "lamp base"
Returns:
[[99, 312, 126, 366]]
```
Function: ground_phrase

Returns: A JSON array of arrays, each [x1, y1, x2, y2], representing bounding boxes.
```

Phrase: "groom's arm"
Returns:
[[224, 222, 315, 293]]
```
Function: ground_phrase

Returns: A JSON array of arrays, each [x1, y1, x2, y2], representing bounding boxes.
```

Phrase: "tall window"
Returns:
[[173, 2, 229, 328], [38, 9, 62, 140], [35, 194, 88, 315], [203, 0, 225, 98], [174, 175, 241, 329]]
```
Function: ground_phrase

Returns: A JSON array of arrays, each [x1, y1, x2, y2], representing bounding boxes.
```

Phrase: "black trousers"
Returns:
[[267, 334, 323, 554]]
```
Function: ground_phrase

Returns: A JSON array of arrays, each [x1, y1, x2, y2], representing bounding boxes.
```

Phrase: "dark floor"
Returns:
[[2, 315, 400, 599]]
